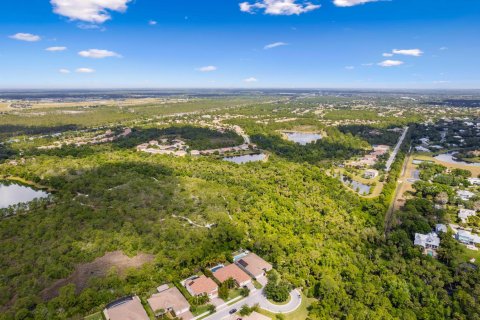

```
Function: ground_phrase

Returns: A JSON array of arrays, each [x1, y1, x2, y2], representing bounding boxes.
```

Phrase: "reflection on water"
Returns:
[[339, 175, 371, 195], [284, 132, 322, 145], [0, 181, 49, 209], [223, 153, 267, 164], [434, 152, 480, 167]]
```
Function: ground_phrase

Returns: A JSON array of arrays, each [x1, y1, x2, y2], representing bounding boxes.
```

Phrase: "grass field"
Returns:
[[84, 312, 104, 320], [258, 293, 315, 320]]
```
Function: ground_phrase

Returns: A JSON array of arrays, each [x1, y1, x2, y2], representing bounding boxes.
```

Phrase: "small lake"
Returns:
[[284, 132, 322, 145], [224, 153, 267, 164], [434, 152, 480, 167], [0, 181, 49, 209], [339, 175, 371, 195]]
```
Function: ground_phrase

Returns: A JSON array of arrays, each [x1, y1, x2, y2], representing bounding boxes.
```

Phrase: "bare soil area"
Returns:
[[41, 251, 154, 300]]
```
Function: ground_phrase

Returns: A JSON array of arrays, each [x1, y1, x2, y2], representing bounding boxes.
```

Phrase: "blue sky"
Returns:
[[1, 0, 479, 89]]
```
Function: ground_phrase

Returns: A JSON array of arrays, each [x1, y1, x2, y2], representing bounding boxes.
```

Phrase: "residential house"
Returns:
[[414, 232, 440, 257], [103, 296, 149, 320], [213, 264, 252, 287], [455, 230, 480, 245], [457, 190, 476, 201], [468, 178, 480, 186], [185, 275, 218, 298], [364, 169, 379, 179], [147, 286, 192, 319], [235, 253, 272, 279], [458, 209, 476, 223], [435, 224, 448, 233]]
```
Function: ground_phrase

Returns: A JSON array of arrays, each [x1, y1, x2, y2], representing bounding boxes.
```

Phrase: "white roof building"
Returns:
[[458, 209, 476, 223], [468, 178, 480, 186], [457, 190, 476, 201], [414, 232, 440, 257]]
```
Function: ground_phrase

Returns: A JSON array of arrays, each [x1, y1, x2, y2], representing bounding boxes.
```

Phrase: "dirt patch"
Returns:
[[40, 251, 154, 300]]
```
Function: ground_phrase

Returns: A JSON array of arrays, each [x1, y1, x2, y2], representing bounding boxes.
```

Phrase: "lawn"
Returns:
[[84, 312, 104, 320], [258, 293, 315, 320]]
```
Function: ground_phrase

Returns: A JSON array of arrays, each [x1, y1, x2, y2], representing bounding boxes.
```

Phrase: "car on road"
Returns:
[[229, 309, 237, 314]]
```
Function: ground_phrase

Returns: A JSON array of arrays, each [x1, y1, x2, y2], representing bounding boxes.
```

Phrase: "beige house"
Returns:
[[185, 275, 218, 298], [103, 296, 149, 320], [235, 253, 272, 279], [213, 264, 252, 287], [147, 286, 191, 318]]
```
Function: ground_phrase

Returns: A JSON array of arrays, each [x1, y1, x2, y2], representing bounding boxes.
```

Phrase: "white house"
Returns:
[[457, 190, 476, 201], [435, 224, 448, 233], [364, 169, 379, 179], [458, 209, 476, 223], [455, 230, 480, 245], [414, 232, 440, 257], [468, 178, 480, 186]]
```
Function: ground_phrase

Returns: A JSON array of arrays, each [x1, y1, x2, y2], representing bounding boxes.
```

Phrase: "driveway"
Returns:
[[200, 288, 302, 320]]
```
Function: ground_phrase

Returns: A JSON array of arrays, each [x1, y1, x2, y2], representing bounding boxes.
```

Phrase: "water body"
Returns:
[[434, 152, 480, 167], [0, 181, 49, 209], [339, 175, 371, 195], [284, 132, 322, 145], [224, 153, 267, 164]]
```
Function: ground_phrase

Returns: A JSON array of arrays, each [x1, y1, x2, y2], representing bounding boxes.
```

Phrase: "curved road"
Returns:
[[201, 288, 302, 320]]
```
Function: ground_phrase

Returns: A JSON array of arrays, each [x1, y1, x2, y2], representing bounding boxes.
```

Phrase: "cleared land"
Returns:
[[414, 154, 480, 177], [40, 251, 154, 300]]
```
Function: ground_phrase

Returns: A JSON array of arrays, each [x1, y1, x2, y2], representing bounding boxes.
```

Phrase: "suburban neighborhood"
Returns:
[[87, 251, 301, 320]]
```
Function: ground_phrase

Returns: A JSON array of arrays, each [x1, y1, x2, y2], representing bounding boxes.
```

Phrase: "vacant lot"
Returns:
[[41, 251, 154, 300]]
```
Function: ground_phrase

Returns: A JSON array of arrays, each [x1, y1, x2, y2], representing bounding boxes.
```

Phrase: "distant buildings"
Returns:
[[468, 178, 480, 186]]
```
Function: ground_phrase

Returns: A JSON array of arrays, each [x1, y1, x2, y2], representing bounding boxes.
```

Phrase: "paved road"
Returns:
[[385, 126, 409, 172], [202, 288, 302, 320]]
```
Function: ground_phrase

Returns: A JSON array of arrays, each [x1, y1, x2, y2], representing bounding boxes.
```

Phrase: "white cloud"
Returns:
[[149, 20, 157, 25], [264, 42, 288, 49], [382, 53, 393, 57], [333, 0, 378, 7], [78, 49, 120, 58], [46, 46, 67, 52], [244, 77, 258, 82], [9, 33, 41, 42], [378, 60, 404, 67], [439, 46, 448, 51], [76, 68, 95, 73], [59, 69, 71, 74], [345, 66, 355, 70], [51, 0, 131, 24], [392, 49, 423, 57], [240, 0, 320, 15], [197, 66, 218, 72]]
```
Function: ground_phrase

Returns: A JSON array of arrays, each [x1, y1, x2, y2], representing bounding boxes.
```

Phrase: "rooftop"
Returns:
[[104, 296, 149, 320], [213, 263, 251, 284], [147, 287, 190, 315]]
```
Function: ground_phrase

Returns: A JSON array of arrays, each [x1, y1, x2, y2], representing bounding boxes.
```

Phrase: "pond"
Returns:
[[223, 153, 267, 164], [0, 181, 49, 209], [284, 132, 322, 145], [339, 175, 371, 195], [434, 152, 480, 167]]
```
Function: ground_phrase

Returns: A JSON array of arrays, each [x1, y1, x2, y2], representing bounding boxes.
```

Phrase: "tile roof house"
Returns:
[[414, 232, 440, 257], [185, 275, 218, 298], [213, 263, 252, 287], [235, 253, 272, 279], [147, 287, 191, 318], [458, 209, 476, 223], [103, 296, 149, 320]]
